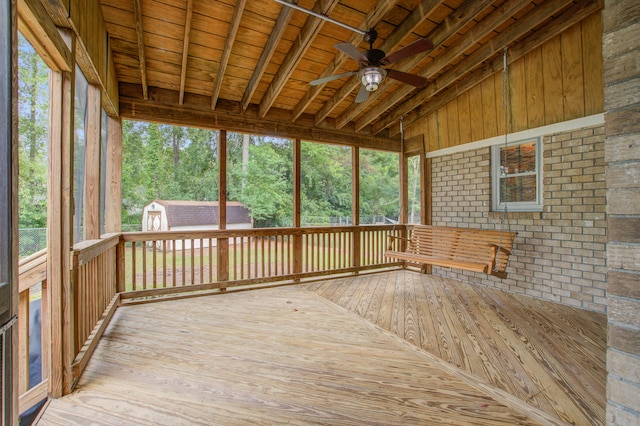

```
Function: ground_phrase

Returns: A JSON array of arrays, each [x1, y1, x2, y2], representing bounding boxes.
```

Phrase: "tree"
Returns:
[[17, 34, 49, 229]]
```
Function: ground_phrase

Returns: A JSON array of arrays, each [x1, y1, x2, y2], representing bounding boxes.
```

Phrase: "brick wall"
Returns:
[[603, 0, 640, 423], [430, 124, 607, 313]]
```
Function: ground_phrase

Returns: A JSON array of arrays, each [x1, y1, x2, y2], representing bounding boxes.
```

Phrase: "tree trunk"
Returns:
[[242, 133, 249, 189]]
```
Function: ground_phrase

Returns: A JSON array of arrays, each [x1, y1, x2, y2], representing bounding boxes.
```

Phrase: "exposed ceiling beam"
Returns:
[[17, 0, 72, 72], [390, 0, 604, 136], [120, 84, 400, 152], [258, 0, 341, 118], [133, 0, 148, 100], [313, 0, 444, 126], [349, 0, 528, 131], [240, 4, 294, 113], [290, 0, 399, 122], [211, 0, 247, 110], [178, 0, 194, 105], [374, 0, 597, 135]]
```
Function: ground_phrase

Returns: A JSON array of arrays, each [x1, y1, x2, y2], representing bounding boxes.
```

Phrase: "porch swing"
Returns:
[[384, 48, 517, 278]]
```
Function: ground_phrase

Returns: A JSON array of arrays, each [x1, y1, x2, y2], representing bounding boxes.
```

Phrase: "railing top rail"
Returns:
[[121, 224, 403, 242], [19, 248, 47, 268], [72, 233, 121, 266], [19, 250, 48, 293]]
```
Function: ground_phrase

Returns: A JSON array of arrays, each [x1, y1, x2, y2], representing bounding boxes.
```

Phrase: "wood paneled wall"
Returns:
[[405, 13, 603, 151], [68, 0, 119, 116]]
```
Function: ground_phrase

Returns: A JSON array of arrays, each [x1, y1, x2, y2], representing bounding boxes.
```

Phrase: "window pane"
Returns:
[[301, 142, 351, 226], [73, 65, 88, 243], [359, 149, 399, 224], [408, 156, 421, 224], [99, 109, 108, 235], [500, 141, 536, 174], [228, 133, 292, 228], [500, 175, 537, 202]]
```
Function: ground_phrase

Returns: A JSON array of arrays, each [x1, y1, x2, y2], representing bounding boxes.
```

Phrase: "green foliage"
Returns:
[[121, 122, 406, 228], [18, 34, 49, 229]]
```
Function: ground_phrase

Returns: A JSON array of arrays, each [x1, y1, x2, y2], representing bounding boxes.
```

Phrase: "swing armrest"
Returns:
[[489, 244, 512, 255]]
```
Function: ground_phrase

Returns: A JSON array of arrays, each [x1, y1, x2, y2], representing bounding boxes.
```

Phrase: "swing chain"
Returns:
[[495, 46, 511, 272]]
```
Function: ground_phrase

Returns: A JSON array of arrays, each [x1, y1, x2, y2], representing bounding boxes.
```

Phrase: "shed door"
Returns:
[[147, 211, 161, 232]]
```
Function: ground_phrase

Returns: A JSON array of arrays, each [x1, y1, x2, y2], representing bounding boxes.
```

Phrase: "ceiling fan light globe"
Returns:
[[359, 67, 386, 92]]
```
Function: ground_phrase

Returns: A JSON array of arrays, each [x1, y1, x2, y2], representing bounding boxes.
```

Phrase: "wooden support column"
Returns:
[[419, 149, 431, 274], [293, 139, 302, 281], [105, 116, 122, 233], [47, 29, 75, 397], [84, 84, 101, 240], [399, 152, 408, 225], [420, 152, 430, 225], [217, 130, 229, 287], [293, 139, 302, 276], [352, 147, 360, 271]]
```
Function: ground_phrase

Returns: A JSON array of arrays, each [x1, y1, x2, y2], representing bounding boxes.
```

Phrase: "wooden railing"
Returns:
[[119, 225, 403, 298], [18, 249, 49, 413], [17, 225, 406, 404], [69, 234, 120, 385]]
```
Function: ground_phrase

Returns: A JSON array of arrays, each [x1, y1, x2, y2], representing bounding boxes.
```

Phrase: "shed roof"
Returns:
[[146, 200, 251, 227]]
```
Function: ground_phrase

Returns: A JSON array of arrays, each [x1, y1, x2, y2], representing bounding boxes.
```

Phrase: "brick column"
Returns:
[[603, 1, 640, 424]]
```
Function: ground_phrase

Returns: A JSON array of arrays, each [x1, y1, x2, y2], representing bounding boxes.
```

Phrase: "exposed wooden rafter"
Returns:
[[337, 0, 501, 130], [97, 0, 602, 146], [258, 0, 341, 118], [211, 0, 247, 110], [358, 0, 532, 132], [119, 84, 400, 152], [313, 0, 444, 126], [386, 0, 604, 136], [372, 0, 594, 135], [178, 0, 194, 105], [290, 0, 398, 122], [133, 0, 148, 100], [240, 4, 294, 113]]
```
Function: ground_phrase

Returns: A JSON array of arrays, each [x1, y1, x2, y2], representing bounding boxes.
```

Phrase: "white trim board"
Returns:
[[425, 114, 604, 158]]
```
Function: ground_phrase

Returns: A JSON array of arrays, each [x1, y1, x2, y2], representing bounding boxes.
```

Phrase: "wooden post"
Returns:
[[420, 146, 431, 274], [292, 139, 302, 277], [399, 151, 409, 255], [84, 84, 101, 240], [352, 147, 360, 271], [217, 130, 229, 287], [116, 240, 126, 293], [104, 116, 122, 234], [420, 150, 430, 225], [47, 29, 75, 397]]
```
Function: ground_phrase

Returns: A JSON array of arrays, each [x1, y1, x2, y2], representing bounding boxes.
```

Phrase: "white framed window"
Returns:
[[491, 138, 542, 212]]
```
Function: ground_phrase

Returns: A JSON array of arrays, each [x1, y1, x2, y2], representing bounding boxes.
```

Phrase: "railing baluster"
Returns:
[[190, 239, 195, 285], [131, 242, 137, 291], [162, 240, 167, 287]]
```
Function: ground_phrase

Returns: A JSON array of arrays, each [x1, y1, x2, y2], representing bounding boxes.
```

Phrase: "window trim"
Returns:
[[491, 137, 543, 212]]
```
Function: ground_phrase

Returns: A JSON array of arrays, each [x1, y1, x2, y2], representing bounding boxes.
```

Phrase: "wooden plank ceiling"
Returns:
[[98, 0, 598, 150]]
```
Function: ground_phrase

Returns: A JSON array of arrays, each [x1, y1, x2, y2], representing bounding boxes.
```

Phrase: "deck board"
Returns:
[[38, 271, 605, 425], [310, 271, 607, 426]]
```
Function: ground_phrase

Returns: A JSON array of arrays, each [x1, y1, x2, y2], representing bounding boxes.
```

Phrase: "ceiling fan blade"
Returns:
[[386, 69, 428, 88], [381, 38, 433, 65], [310, 71, 357, 86], [335, 42, 369, 63], [355, 83, 369, 103]]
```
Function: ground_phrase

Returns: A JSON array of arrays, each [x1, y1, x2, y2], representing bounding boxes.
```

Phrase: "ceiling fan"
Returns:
[[274, 0, 433, 103]]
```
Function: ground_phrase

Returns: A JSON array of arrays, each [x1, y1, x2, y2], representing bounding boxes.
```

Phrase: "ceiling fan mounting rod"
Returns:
[[274, 0, 366, 36]]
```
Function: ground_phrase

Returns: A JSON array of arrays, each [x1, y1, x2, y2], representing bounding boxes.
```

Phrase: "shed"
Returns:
[[142, 200, 252, 250]]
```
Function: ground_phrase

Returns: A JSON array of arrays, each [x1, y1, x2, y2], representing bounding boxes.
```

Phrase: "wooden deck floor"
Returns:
[[38, 271, 606, 425]]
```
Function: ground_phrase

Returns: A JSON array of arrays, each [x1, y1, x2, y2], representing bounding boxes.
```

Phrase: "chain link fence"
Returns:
[[19, 228, 47, 258]]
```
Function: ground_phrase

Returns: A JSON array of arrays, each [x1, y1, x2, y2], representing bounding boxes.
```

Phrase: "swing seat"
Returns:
[[384, 225, 517, 278]]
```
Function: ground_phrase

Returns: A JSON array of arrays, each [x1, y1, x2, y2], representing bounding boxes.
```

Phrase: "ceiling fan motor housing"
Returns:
[[359, 67, 387, 91]]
